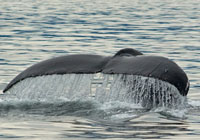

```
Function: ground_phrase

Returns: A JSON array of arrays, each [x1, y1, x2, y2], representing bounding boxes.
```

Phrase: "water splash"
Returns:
[[4, 74, 186, 109]]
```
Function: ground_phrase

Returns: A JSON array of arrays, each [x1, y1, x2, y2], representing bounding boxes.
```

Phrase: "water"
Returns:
[[0, 0, 200, 139], [4, 74, 186, 108]]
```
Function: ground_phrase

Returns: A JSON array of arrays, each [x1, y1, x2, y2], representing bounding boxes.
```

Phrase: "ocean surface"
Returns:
[[0, 0, 200, 139]]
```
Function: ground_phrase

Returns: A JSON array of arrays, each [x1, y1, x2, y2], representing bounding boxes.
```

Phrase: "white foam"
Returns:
[[154, 107, 188, 119], [187, 99, 200, 107]]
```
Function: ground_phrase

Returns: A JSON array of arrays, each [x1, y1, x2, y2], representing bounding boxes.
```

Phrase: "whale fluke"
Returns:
[[3, 48, 189, 96]]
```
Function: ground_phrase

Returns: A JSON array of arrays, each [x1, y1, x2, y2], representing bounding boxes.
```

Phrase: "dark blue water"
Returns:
[[0, 0, 200, 139]]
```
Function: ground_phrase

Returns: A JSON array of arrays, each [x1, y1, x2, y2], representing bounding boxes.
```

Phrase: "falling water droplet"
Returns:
[[7, 74, 186, 109]]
